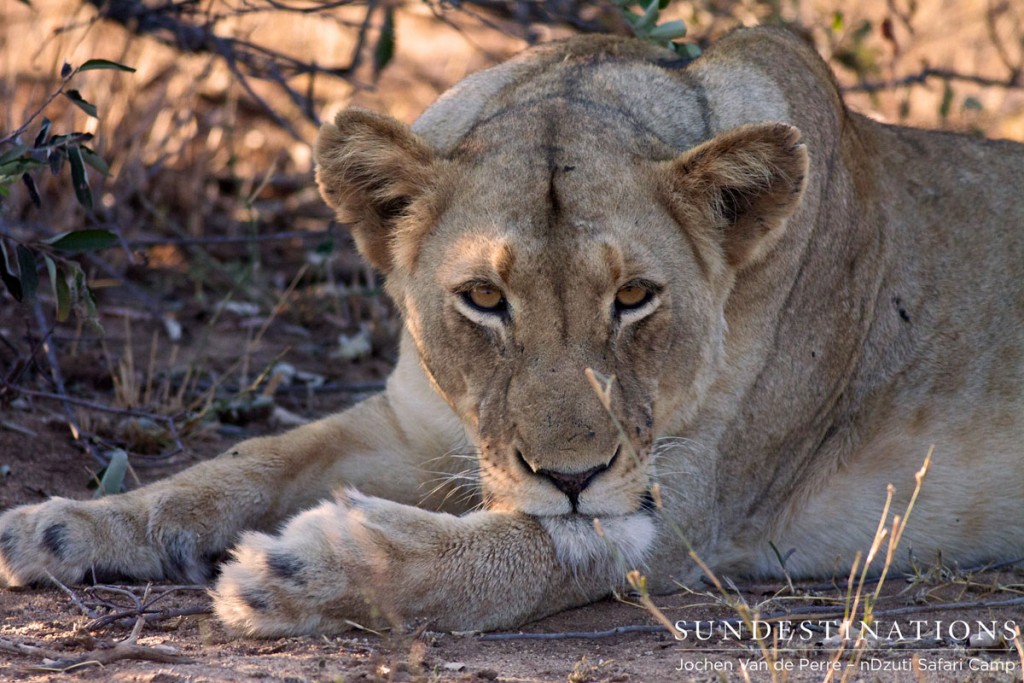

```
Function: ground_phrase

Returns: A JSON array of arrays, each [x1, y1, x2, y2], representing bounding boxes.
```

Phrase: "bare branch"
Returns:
[[844, 66, 1023, 93], [80, 0, 367, 133]]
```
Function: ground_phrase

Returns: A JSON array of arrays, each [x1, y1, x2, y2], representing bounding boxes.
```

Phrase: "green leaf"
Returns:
[[46, 256, 71, 322], [22, 173, 41, 208], [0, 144, 28, 165], [69, 263, 103, 334], [315, 238, 335, 255], [373, 6, 395, 77], [939, 81, 954, 120], [962, 95, 984, 112], [67, 145, 93, 210], [80, 146, 110, 176], [0, 157, 45, 178], [43, 228, 117, 253], [49, 149, 65, 176], [831, 11, 844, 33], [64, 90, 98, 118], [93, 449, 128, 498], [44, 254, 56, 288], [48, 132, 93, 147], [672, 42, 702, 59], [852, 19, 873, 42], [78, 59, 136, 73], [0, 240, 23, 302], [647, 19, 688, 41], [18, 0, 32, 6], [33, 118, 52, 148], [16, 245, 37, 301], [61, 62, 72, 79], [634, 0, 661, 32]]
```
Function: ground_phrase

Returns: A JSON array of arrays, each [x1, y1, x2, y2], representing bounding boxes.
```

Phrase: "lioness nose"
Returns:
[[516, 447, 619, 510], [537, 466, 607, 501]]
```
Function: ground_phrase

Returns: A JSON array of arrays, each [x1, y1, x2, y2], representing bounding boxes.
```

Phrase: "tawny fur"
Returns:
[[2, 28, 1024, 636]]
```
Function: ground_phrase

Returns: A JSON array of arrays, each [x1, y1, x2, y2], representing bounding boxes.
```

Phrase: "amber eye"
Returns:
[[463, 285, 507, 314], [615, 284, 652, 311]]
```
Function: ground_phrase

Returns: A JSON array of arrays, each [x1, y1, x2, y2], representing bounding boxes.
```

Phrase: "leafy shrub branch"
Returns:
[[0, 59, 135, 330]]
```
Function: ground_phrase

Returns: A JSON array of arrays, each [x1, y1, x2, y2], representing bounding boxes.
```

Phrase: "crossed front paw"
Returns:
[[213, 491, 461, 636]]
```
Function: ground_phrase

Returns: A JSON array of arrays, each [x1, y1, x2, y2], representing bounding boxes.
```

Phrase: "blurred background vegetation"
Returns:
[[0, 0, 1022, 488]]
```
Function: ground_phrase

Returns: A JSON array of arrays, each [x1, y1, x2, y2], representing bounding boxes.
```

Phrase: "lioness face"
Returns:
[[316, 106, 807, 520], [403, 142, 723, 518]]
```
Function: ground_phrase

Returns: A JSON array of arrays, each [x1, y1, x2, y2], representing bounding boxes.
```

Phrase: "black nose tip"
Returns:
[[537, 465, 607, 500], [516, 448, 619, 511]]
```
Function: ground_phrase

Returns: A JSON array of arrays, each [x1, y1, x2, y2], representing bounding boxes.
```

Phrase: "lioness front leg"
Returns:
[[213, 491, 652, 635], [0, 354, 465, 587]]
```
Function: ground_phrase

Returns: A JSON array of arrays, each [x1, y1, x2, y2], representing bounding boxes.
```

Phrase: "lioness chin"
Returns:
[[2, 27, 1024, 637]]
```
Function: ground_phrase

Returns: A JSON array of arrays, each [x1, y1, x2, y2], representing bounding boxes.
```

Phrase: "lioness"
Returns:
[[2, 27, 1024, 636]]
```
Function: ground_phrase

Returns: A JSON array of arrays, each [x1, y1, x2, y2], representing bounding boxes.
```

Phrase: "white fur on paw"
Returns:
[[214, 531, 323, 637], [213, 496, 392, 637]]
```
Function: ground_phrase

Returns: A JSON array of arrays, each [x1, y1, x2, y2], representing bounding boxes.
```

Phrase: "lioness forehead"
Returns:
[[413, 45, 791, 157]]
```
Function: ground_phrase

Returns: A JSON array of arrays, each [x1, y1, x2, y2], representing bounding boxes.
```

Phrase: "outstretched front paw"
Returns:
[[1, 496, 213, 588], [0, 499, 107, 587]]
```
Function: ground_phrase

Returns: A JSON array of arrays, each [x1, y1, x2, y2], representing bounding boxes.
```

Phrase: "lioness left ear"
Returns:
[[315, 109, 439, 273], [663, 123, 808, 269]]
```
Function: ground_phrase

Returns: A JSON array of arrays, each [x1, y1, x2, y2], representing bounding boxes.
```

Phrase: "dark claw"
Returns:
[[42, 523, 68, 559], [240, 588, 273, 612], [161, 531, 209, 583], [266, 552, 306, 584]]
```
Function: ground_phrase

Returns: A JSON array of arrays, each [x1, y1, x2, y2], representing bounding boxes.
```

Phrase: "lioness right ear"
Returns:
[[315, 109, 439, 273], [663, 123, 808, 270]]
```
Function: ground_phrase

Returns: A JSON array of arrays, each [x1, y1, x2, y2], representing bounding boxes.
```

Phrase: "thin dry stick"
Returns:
[[624, 569, 681, 640], [2, 615, 191, 672], [0, 637, 62, 659], [3, 383, 186, 455], [828, 450, 933, 683], [84, 583, 212, 630], [127, 229, 329, 247], [1012, 625, 1024, 672], [843, 67, 1023, 93], [45, 571, 99, 618]]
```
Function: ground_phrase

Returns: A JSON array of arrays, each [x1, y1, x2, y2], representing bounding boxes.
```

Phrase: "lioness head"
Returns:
[[315, 50, 807, 522]]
